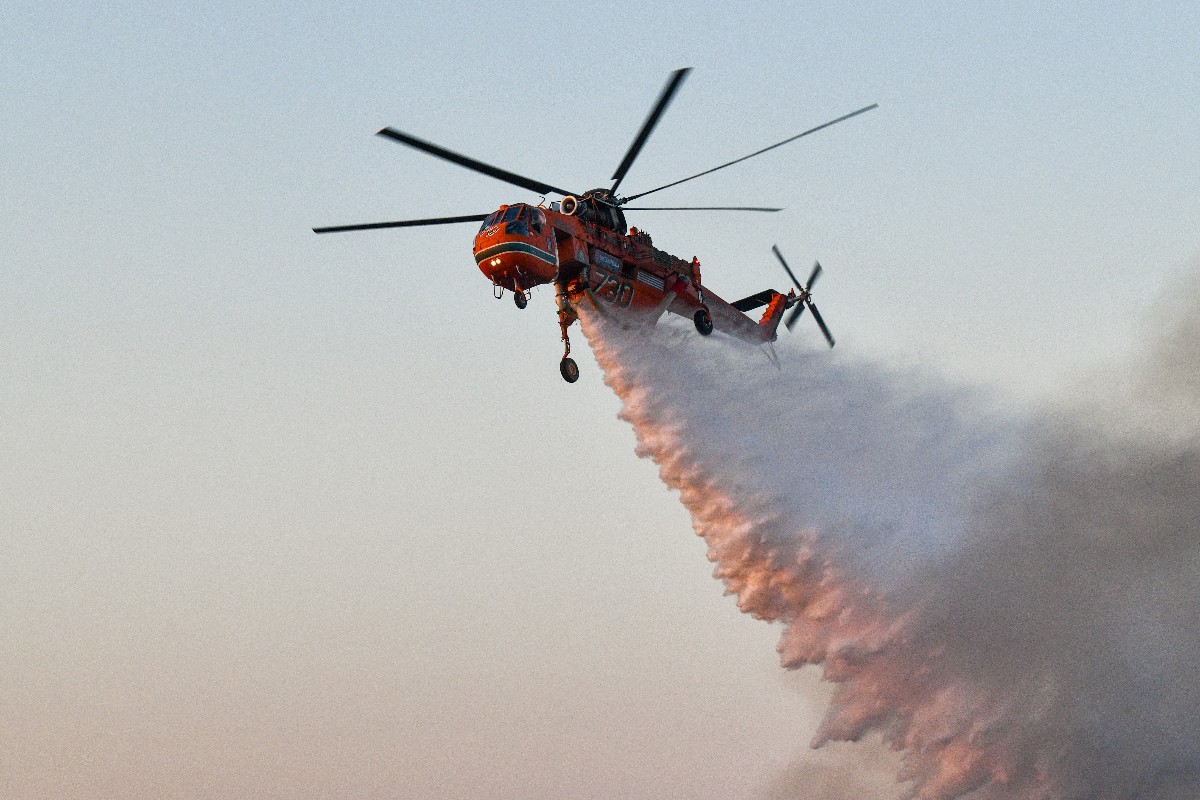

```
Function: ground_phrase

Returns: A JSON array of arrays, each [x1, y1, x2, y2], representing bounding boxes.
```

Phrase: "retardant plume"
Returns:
[[578, 294, 1200, 800]]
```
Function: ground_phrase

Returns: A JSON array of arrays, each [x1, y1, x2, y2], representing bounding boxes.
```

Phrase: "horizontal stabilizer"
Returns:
[[731, 289, 776, 312]]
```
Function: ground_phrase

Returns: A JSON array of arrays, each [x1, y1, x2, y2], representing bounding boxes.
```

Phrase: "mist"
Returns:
[[578, 277, 1200, 799]]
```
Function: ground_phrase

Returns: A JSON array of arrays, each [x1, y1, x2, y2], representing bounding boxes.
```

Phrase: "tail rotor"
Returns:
[[773, 245, 835, 347]]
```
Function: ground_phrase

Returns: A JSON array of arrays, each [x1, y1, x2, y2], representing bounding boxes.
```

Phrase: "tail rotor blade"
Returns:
[[772, 244, 804, 291], [785, 303, 806, 331], [805, 261, 823, 290], [777, 249, 834, 343], [807, 301, 835, 347]]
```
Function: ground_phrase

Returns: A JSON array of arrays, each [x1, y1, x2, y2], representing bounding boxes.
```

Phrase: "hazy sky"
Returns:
[[3, 2, 1199, 799]]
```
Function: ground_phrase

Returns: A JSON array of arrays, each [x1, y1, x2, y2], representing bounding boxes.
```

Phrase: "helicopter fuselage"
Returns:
[[472, 200, 792, 346]]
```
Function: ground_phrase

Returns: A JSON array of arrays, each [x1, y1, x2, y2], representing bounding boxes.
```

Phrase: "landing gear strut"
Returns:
[[556, 276, 581, 383]]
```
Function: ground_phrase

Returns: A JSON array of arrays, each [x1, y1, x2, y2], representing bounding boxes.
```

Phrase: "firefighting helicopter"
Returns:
[[314, 68, 876, 383]]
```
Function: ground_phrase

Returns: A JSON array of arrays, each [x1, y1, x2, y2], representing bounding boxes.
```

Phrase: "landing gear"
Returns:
[[514, 291, 528, 309], [694, 307, 713, 336], [559, 357, 580, 383], [555, 276, 582, 384]]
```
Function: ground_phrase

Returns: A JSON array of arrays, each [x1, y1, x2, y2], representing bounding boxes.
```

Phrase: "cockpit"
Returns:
[[472, 202, 559, 292], [478, 204, 545, 237]]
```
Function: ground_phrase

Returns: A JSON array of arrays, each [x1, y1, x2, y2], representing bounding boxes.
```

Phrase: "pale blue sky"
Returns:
[[3, 2, 1198, 798]]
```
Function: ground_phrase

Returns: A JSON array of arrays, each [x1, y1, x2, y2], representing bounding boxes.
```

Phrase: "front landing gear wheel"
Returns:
[[694, 307, 713, 336], [514, 291, 528, 309], [559, 357, 580, 383]]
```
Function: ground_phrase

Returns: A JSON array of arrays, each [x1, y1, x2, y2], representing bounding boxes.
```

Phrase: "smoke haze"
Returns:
[[579, 280, 1200, 799]]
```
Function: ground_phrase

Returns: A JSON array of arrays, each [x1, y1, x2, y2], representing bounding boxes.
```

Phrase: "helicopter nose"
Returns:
[[474, 235, 558, 291]]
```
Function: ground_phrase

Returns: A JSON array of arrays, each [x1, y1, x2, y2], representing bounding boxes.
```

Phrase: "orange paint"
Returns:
[[471, 200, 795, 347]]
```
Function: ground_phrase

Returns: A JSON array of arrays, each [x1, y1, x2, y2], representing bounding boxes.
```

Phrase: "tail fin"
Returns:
[[731, 289, 776, 312], [759, 291, 791, 339], [732, 288, 792, 339]]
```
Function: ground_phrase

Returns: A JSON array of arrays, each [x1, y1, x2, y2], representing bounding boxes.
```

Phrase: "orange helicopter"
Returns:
[[315, 68, 876, 382]]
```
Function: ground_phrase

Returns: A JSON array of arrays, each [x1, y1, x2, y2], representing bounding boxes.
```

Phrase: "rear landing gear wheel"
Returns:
[[559, 357, 580, 383], [514, 291, 528, 309], [694, 307, 713, 336]]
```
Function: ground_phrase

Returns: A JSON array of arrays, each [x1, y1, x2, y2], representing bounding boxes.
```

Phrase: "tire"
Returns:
[[693, 308, 713, 336], [559, 357, 580, 383], [514, 291, 528, 309]]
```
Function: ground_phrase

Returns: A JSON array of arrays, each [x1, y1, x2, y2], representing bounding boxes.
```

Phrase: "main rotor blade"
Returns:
[[772, 244, 805, 292], [313, 214, 488, 234], [376, 128, 573, 197], [623, 206, 782, 212], [806, 261, 823, 290], [785, 303, 806, 331], [609, 68, 691, 194], [807, 301, 835, 347], [621, 103, 879, 203]]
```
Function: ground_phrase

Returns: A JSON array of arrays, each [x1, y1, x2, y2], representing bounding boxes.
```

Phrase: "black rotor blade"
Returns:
[[623, 206, 782, 212], [376, 128, 573, 197], [621, 103, 879, 203], [610, 68, 691, 194], [806, 261, 823, 290], [785, 303, 806, 331], [313, 214, 488, 234], [772, 244, 805, 292], [807, 301, 835, 347]]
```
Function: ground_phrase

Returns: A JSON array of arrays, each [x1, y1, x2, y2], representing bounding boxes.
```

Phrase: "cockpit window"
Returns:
[[530, 208, 545, 233], [503, 204, 529, 236], [478, 210, 502, 232]]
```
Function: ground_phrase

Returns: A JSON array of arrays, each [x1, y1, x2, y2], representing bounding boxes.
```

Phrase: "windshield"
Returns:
[[505, 205, 530, 236], [478, 210, 502, 232]]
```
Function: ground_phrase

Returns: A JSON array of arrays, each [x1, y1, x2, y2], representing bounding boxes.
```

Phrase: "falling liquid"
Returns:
[[579, 305, 1200, 800]]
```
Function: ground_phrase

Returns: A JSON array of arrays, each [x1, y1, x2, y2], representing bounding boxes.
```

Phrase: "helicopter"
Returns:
[[314, 68, 876, 383]]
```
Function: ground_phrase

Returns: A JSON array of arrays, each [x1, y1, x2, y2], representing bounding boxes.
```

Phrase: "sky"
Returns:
[[3, 2, 1199, 799]]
